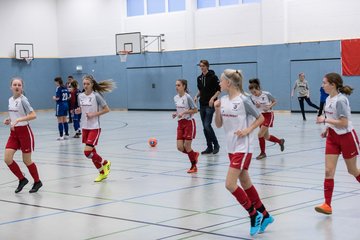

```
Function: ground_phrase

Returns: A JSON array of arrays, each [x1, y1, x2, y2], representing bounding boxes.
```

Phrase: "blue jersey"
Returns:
[[320, 87, 329, 103], [55, 86, 69, 116]]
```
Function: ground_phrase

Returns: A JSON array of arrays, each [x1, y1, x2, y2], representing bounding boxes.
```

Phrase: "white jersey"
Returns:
[[174, 93, 197, 120], [220, 94, 261, 154], [324, 93, 353, 135], [293, 79, 309, 97], [78, 92, 107, 129], [250, 91, 275, 113], [8, 95, 34, 127]]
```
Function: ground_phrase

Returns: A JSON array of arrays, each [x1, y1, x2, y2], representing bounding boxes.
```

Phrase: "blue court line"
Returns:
[[0, 199, 250, 240]]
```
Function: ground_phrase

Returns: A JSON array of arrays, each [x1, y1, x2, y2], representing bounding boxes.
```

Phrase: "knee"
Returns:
[[177, 146, 184, 152], [325, 168, 335, 178], [225, 181, 237, 193], [4, 158, 12, 165], [347, 168, 359, 177]]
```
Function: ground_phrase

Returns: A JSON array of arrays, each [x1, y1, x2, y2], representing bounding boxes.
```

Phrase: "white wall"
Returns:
[[0, 0, 58, 58], [1, 0, 360, 58]]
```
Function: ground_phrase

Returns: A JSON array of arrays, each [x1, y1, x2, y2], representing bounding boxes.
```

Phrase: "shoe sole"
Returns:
[[314, 207, 332, 215]]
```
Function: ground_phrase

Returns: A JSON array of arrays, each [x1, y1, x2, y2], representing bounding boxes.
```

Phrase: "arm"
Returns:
[[235, 114, 264, 137], [291, 81, 297, 97], [214, 99, 222, 128], [12, 111, 36, 128], [194, 90, 200, 103], [316, 115, 348, 129], [209, 91, 221, 107]]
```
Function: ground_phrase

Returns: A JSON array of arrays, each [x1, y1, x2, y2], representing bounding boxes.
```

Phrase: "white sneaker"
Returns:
[[57, 136, 64, 141], [64, 135, 69, 140]]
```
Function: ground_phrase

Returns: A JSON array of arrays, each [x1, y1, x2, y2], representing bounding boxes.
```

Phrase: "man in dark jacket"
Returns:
[[194, 60, 220, 154]]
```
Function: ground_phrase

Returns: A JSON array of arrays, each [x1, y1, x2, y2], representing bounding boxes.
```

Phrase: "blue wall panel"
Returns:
[[3, 40, 360, 113], [0, 58, 60, 112]]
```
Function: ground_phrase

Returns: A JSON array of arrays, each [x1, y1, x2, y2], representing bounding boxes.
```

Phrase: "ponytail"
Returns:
[[83, 75, 116, 93]]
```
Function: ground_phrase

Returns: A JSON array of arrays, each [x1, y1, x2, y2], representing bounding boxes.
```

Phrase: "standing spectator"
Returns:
[[194, 60, 221, 154]]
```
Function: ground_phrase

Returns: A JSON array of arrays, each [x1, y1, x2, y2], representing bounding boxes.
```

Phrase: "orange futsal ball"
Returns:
[[148, 138, 157, 147]]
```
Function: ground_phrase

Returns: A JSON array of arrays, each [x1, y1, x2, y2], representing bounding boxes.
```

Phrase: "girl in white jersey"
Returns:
[[248, 79, 285, 160], [3, 77, 42, 193], [172, 79, 199, 173], [75, 75, 114, 182], [214, 70, 273, 236], [315, 73, 360, 215]]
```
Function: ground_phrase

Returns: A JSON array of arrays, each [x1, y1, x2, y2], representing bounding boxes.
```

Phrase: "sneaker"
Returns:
[[259, 214, 274, 233], [29, 181, 43, 193], [73, 133, 80, 138], [279, 139, 285, 152], [94, 173, 107, 182], [103, 161, 111, 178], [77, 130, 82, 135], [187, 165, 197, 173], [64, 134, 69, 140], [256, 153, 267, 160], [250, 211, 263, 236], [201, 148, 213, 155], [315, 203, 332, 215], [57, 136, 64, 141], [15, 178, 29, 193], [213, 144, 220, 154]]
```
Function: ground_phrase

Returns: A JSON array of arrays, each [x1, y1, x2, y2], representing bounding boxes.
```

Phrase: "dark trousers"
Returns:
[[298, 96, 319, 120], [318, 101, 325, 117], [200, 106, 218, 149]]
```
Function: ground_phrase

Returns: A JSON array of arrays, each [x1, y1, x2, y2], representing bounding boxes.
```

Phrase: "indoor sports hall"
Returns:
[[0, 1, 360, 239]]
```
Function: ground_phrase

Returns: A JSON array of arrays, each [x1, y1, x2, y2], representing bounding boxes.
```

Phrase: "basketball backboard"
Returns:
[[116, 32, 141, 54], [15, 43, 34, 60]]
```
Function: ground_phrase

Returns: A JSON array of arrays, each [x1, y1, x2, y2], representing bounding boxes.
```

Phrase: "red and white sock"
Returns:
[[7, 161, 24, 180], [232, 186, 256, 216]]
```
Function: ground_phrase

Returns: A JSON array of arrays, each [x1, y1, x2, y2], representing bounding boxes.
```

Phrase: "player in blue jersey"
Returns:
[[53, 77, 70, 140]]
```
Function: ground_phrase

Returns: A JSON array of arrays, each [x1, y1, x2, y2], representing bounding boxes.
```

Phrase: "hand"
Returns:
[[3, 118, 11, 125], [10, 119, 19, 131], [316, 116, 325, 124], [214, 99, 221, 109], [86, 112, 96, 119], [234, 128, 250, 137], [320, 131, 328, 138], [172, 113, 177, 119], [70, 109, 74, 114], [209, 98, 214, 107], [263, 105, 271, 111], [194, 96, 198, 104], [75, 108, 81, 114], [52, 96, 57, 100], [177, 112, 184, 119], [255, 102, 261, 108]]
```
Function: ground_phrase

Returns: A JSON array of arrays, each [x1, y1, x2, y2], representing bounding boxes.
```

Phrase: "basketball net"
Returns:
[[24, 57, 33, 64], [118, 51, 131, 62]]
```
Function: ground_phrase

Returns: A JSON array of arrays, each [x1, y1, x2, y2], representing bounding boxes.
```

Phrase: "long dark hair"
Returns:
[[82, 75, 116, 93], [248, 78, 261, 90], [176, 79, 189, 93], [325, 73, 353, 95], [54, 77, 64, 87]]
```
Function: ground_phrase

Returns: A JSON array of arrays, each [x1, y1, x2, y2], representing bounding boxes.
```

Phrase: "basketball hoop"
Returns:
[[24, 57, 33, 64], [118, 51, 131, 62]]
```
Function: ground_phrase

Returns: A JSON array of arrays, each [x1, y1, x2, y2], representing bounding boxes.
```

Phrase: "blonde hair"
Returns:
[[221, 69, 244, 93], [82, 75, 116, 93]]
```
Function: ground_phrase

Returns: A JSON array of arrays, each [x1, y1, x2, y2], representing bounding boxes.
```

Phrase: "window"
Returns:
[[197, 0, 216, 9], [220, 0, 239, 6], [127, 0, 144, 17], [168, 0, 185, 12], [242, 0, 261, 4], [147, 0, 166, 14]]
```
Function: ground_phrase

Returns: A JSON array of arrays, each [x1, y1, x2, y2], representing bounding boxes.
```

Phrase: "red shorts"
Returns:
[[228, 153, 252, 170], [177, 119, 196, 140], [326, 128, 359, 159], [82, 129, 101, 146], [260, 112, 274, 127], [6, 125, 35, 153]]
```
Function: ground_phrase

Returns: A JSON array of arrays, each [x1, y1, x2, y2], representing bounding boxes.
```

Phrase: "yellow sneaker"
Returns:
[[94, 173, 107, 182], [103, 160, 111, 178]]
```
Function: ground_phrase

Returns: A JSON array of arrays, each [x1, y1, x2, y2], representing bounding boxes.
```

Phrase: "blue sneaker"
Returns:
[[260, 214, 274, 233], [250, 211, 263, 236]]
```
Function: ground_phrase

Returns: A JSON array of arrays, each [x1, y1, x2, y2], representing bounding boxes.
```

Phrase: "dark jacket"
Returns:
[[197, 70, 220, 107]]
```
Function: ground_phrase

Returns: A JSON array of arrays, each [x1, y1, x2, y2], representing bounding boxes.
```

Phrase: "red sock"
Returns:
[[324, 179, 334, 206], [27, 163, 40, 182], [356, 174, 360, 183], [268, 135, 281, 144], [187, 150, 196, 164], [7, 161, 24, 180], [232, 187, 256, 216], [245, 185, 268, 216], [258, 137, 265, 154], [91, 149, 103, 170]]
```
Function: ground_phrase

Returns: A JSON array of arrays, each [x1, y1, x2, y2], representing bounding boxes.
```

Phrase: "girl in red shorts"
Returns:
[[248, 79, 285, 160], [315, 73, 360, 214], [3, 77, 42, 193], [172, 79, 199, 173], [214, 70, 273, 236], [75, 75, 114, 182]]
